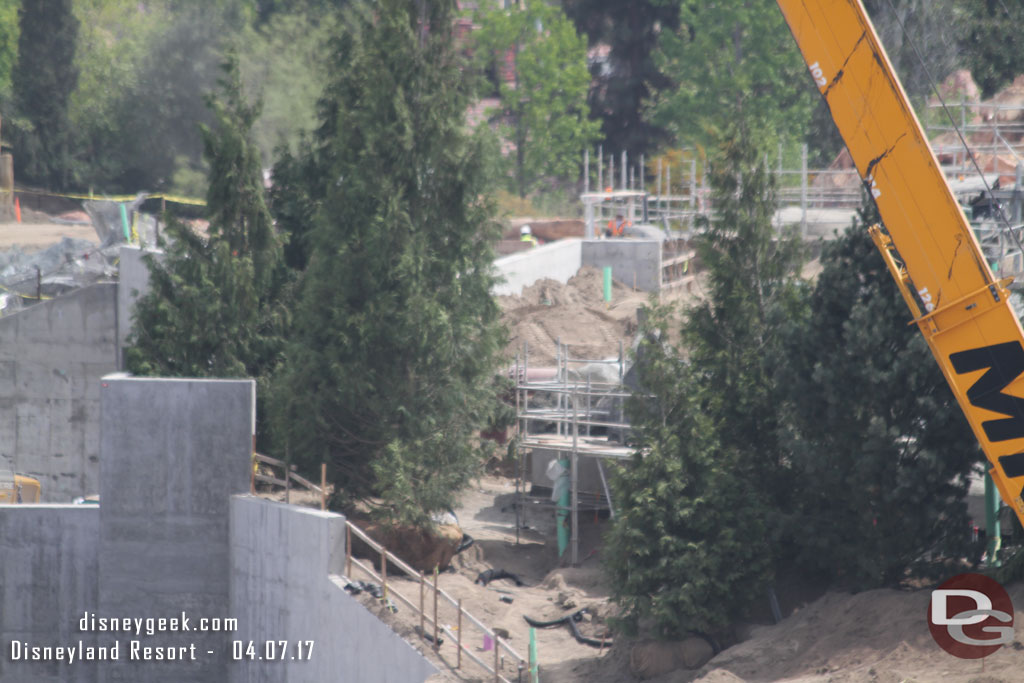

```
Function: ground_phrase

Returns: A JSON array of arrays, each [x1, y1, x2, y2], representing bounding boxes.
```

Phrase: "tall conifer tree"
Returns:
[[272, 0, 504, 524]]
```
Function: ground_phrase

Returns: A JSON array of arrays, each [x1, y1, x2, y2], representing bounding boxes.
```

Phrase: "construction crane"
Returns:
[[775, 0, 1024, 530]]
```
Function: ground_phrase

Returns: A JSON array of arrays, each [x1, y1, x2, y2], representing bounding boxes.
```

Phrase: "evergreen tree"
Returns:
[[606, 304, 773, 638], [272, 0, 505, 525], [563, 0, 679, 157], [11, 0, 79, 188], [126, 57, 286, 397], [606, 129, 802, 636], [780, 204, 980, 586]]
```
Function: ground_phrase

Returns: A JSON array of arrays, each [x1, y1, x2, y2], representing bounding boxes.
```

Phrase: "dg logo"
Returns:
[[928, 573, 1015, 659]]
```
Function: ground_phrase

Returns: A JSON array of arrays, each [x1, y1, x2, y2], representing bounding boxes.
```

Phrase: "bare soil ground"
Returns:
[[0, 213, 97, 251], [341, 474, 1024, 683]]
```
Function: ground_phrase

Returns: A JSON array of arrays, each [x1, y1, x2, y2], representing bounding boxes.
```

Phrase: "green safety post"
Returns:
[[529, 627, 539, 683], [985, 471, 1001, 567], [603, 266, 612, 303], [119, 203, 130, 241]]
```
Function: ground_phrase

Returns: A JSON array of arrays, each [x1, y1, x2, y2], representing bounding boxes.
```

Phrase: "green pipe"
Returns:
[[119, 203, 131, 241], [985, 471, 1001, 567], [557, 458, 569, 557], [529, 627, 539, 683], [603, 266, 612, 302]]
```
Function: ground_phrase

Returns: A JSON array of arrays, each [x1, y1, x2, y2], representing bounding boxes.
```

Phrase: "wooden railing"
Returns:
[[250, 453, 327, 510]]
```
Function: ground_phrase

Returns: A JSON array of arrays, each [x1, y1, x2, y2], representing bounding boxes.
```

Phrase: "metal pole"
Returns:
[[571, 385, 579, 567], [656, 158, 662, 214], [598, 145, 603, 191], [555, 338, 562, 436], [457, 599, 463, 668], [690, 159, 697, 226], [621, 150, 627, 191], [801, 143, 808, 239], [583, 148, 589, 194], [494, 636, 501, 682], [986, 472, 1002, 567], [640, 154, 645, 192], [609, 155, 614, 193], [433, 567, 439, 650]]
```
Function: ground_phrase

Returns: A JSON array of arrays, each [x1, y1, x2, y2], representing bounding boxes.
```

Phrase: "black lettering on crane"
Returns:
[[950, 341, 1024, 478]]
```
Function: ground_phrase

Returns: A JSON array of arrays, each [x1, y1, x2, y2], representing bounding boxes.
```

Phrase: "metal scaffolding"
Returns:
[[512, 339, 635, 567]]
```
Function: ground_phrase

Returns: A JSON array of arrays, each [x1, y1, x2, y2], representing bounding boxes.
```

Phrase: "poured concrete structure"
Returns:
[[581, 239, 662, 292], [0, 283, 117, 500], [492, 238, 583, 296], [97, 375, 254, 683], [0, 505, 100, 683], [0, 375, 436, 683], [230, 497, 437, 683]]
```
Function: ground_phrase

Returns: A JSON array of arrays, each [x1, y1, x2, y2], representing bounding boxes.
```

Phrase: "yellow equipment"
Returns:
[[776, 0, 1024, 528], [0, 470, 41, 504]]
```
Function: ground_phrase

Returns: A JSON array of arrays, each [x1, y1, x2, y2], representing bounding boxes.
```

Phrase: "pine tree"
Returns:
[[779, 203, 980, 586], [11, 0, 79, 188], [126, 56, 286, 388], [272, 0, 505, 525]]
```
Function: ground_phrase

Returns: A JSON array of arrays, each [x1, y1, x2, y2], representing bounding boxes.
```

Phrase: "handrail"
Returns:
[[343, 518, 529, 681]]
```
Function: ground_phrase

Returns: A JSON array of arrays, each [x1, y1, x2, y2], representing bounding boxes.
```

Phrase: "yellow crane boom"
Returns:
[[776, 0, 1024, 527]]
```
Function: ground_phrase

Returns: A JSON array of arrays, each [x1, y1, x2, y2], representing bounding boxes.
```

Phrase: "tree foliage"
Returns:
[[563, 0, 679, 157], [607, 304, 773, 638], [648, 1, 817, 153], [126, 57, 286, 389], [956, 0, 1024, 97], [271, 0, 505, 525], [473, 0, 600, 198], [779, 205, 980, 586], [10, 0, 79, 188]]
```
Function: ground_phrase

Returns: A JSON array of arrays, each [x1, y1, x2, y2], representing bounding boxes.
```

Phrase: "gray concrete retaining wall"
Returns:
[[229, 497, 437, 683], [116, 246, 161, 366], [0, 505, 100, 683], [581, 239, 662, 292], [0, 283, 118, 501], [98, 375, 254, 683], [492, 239, 582, 296]]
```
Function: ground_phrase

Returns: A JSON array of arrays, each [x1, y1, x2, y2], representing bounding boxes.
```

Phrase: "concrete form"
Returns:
[[0, 283, 117, 500], [0, 375, 436, 683], [97, 375, 253, 683], [492, 238, 583, 296], [581, 239, 662, 292]]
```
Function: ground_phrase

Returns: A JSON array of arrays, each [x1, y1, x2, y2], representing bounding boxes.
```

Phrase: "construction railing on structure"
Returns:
[[250, 453, 536, 682], [512, 340, 635, 567], [251, 453, 328, 509], [343, 522, 536, 683]]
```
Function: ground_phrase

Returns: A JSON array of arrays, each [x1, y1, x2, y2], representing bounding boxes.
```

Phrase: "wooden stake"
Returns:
[[320, 463, 326, 511], [419, 572, 425, 634], [345, 524, 352, 577]]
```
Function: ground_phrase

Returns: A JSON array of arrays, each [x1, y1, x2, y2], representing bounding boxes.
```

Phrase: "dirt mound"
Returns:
[[691, 583, 1024, 683], [498, 267, 648, 366]]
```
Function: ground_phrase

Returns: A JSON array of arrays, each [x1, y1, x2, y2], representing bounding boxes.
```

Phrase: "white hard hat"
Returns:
[[521, 225, 531, 235]]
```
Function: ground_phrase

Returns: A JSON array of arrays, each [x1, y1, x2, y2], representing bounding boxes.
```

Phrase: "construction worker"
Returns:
[[605, 214, 628, 238], [520, 225, 539, 247]]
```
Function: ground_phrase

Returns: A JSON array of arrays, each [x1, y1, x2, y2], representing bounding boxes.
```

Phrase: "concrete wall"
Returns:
[[0, 505, 100, 683], [229, 497, 437, 683], [492, 239, 582, 296], [529, 448, 609, 496], [0, 283, 118, 501], [116, 246, 161, 366], [581, 239, 662, 292], [98, 375, 254, 683]]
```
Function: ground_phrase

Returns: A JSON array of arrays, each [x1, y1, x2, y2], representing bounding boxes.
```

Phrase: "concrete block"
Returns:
[[581, 239, 663, 292], [98, 375, 253, 683]]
